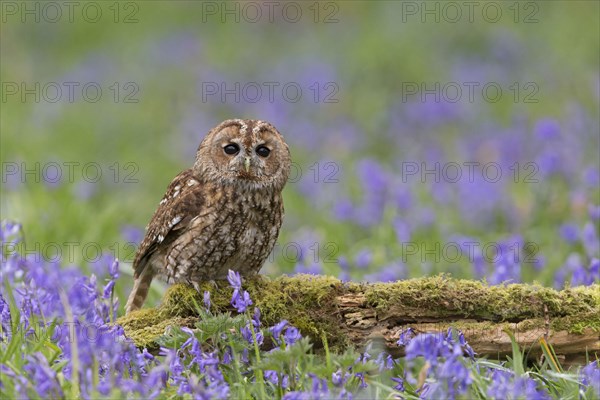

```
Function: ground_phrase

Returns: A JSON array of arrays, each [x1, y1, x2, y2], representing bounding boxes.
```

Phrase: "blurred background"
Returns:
[[2, 1, 598, 307]]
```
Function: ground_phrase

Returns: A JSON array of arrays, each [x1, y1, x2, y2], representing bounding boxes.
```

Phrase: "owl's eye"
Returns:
[[256, 145, 270, 157], [223, 144, 240, 155]]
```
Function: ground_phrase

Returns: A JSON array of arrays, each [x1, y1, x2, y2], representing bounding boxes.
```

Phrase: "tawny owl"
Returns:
[[125, 119, 291, 314]]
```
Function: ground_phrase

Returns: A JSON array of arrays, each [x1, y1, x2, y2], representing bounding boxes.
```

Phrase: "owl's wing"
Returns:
[[133, 169, 205, 278]]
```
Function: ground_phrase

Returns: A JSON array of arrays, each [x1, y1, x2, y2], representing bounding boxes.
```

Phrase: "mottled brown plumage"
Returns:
[[125, 119, 291, 314]]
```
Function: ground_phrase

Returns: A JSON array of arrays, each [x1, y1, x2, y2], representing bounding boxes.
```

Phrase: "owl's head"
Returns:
[[193, 119, 291, 191]]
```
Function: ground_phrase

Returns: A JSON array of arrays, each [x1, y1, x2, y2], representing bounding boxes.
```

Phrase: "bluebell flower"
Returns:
[[203, 291, 211, 309], [559, 223, 579, 243], [581, 361, 600, 395], [120, 225, 144, 245], [269, 320, 288, 344], [458, 331, 476, 359], [251, 307, 262, 328], [589, 204, 600, 221], [365, 262, 406, 283], [241, 323, 263, 345], [489, 236, 523, 284], [284, 326, 301, 346], [23, 352, 63, 398], [391, 376, 405, 391], [534, 118, 560, 140], [337, 256, 350, 280], [332, 197, 354, 221], [355, 372, 368, 388], [487, 369, 550, 399], [582, 222, 599, 257], [283, 391, 311, 400], [0, 221, 21, 244], [231, 290, 252, 313], [354, 249, 372, 269], [308, 373, 331, 397], [405, 332, 453, 365], [375, 352, 394, 371], [227, 270, 242, 289], [72, 180, 97, 200], [332, 369, 350, 387], [108, 258, 119, 279], [437, 347, 472, 396], [397, 327, 415, 346], [584, 166, 600, 187], [102, 280, 115, 299], [213, 347, 228, 366], [294, 262, 323, 275], [265, 370, 289, 388], [197, 351, 220, 373], [392, 217, 411, 243], [357, 344, 371, 364]]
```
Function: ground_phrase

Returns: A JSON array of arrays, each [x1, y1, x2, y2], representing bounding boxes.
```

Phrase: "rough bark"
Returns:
[[118, 274, 599, 366]]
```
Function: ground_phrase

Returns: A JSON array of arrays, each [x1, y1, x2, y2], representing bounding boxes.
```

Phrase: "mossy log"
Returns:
[[118, 275, 600, 366]]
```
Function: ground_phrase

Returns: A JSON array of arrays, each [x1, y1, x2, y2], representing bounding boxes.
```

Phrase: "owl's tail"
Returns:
[[125, 266, 154, 314]]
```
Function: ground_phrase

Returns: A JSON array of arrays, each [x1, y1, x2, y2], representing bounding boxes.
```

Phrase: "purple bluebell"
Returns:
[[404, 332, 451, 365], [332, 198, 354, 221], [121, 225, 144, 245], [375, 352, 394, 371], [252, 307, 261, 327], [227, 270, 252, 313], [487, 370, 550, 400], [241, 323, 263, 346], [227, 269, 242, 289], [357, 344, 371, 364], [265, 370, 289, 388], [294, 262, 323, 275], [354, 249, 372, 269], [283, 326, 301, 346], [23, 352, 63, 398], [589, 204, 600, 221], [231, 290, 252, 313], [332, 369, 350, 387], [73, 180, 98, 200], [580, 361, 600, 395], [355, 372, 368, 388], [391, 376, 405, 391], [392, 217, 411, 243], [269, 320, 288, 344], [283, 391, 311, 400], [203, 291, 211, 309], [584, 166, 600, 187], [365, 261, 406, 283], [534, 118, 561, 140], [458, 331, 476, 359], [582, 222, 599, 257], [559, 223, 579, 244], [0, 221, 21, 244], [397, 327, 416, 346]]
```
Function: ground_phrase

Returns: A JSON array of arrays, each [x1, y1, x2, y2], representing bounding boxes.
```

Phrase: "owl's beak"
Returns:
[[244, 157, 251, 173]]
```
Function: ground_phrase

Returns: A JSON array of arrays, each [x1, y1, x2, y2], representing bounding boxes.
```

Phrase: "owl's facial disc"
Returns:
[[194, 119, 290, 188]]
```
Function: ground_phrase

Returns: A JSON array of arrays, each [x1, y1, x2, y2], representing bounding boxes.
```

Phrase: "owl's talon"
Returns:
[[191, 280, 203, 294], [208, 279, 219, 289], [191, 279, 219, 294]]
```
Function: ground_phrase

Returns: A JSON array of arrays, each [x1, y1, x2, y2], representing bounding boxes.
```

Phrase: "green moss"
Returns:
[[364, 276, 599, 322], [244, 274, 350, 351], [117, 275, 600, 349]]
